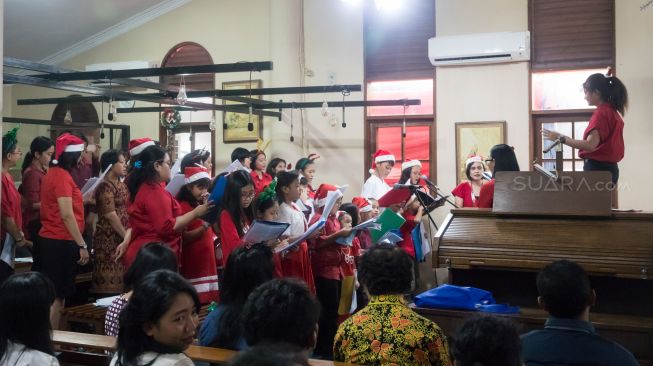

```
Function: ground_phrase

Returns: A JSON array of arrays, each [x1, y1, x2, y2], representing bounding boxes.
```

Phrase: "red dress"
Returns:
[[250, 171, 273, 196], [1, 173, 22, 242], [452, 181, 481, 208], [478, 179, 495, 209], [309, 213, 344, 281], [398, 212, 417, 258], [124, 182, 182, 270], [179, 201, 219, 304]]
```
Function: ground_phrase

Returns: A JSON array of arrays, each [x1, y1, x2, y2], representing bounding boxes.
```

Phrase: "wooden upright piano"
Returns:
[[415, 172, 653, 364]]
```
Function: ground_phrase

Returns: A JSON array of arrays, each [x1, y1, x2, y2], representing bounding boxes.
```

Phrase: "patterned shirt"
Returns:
[[334, 295, 451, 366]]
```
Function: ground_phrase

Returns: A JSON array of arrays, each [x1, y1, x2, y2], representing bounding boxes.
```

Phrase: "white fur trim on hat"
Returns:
[[465, 156, 483, 167], [359, 205, 373, 213], [129, 140, 155, 156], [401, 160, 422, 170], [64, 143, 85, 153], [374, 154, 395, 163], [185, 171, 210, 184]]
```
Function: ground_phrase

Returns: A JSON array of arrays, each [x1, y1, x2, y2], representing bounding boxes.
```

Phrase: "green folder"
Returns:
[[370, 209, 406, 243]]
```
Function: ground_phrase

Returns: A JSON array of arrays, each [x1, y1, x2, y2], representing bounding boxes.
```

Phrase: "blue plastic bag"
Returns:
[[414, 284, 496, 311]]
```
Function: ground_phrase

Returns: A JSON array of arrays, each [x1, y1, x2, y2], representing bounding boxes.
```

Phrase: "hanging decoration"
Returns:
[[341, 89, 350, 128], [100, 100, 105, 139], [321, 100, 329, 117], [247, 70, 254, 132], [177, 75, 188, 105], [63, 108, 73, 125], [209, 114, 216, 131], [401, 100, 408, 138], [290, 103, 295, 142], [108, 99, 118, 122], [160, 107, 182, 130], [329, 112, 338, 127]]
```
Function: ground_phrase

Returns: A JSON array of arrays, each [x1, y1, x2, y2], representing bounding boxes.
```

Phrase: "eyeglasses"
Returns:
[[157, 160, 171, 167], [241, 191, 255, 199], [484, 158, 494, 164]]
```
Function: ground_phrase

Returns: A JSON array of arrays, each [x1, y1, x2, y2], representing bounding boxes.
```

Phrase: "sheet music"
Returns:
[[95, 295, 120, 308], [321, 189, 345, 219], [377, 231, 403, 245], [242, 220, 290, 244], [276, 218, 326, 253], [219, 159, 250, 175], [1, 234, 15, 268], [165, 174, 186, 197], [81, 164, 112, 201], [170, 158, 182, 176]]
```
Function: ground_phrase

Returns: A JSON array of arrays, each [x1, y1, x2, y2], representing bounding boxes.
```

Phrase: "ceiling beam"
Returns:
[[116, 106, 281, 118], [254, 99, 421, 109]]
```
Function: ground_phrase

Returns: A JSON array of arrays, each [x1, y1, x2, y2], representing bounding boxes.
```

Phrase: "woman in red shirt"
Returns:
[[217, 170, 255, 262], [452, 156, 489, 208], [18, 136, 54, 241], [543, 71, 628, 185], [177, 166, 219, 304], [34, 133, 89, 329], [296, 157, 317, 199], [249, 149, 272, 196], [478, 145, 520, 209], [1, 128, 30, 283], [117, 145, 211, 270]]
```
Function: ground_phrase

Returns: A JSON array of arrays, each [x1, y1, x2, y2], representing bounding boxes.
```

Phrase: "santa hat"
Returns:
[[465, 155, 484, 168], [369, 149, 395, 174], [52, 133, 85, 165], [184, 166, 210, 184], [401, 159, 422, 171], [314, 183, 342, 208], [352, 196, 372, 213], [128, 138, 155, 157]]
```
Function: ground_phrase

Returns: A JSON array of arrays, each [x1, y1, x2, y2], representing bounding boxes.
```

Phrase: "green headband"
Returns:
[[2, 127, 19, 156], [257, 179, 278, 204]]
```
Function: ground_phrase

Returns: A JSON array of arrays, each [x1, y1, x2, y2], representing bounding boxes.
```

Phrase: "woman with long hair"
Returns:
[[18, 136, 54, 241], [0, 272, 58, 365], [265, 157, 286, 179], [116, 145, 211, 270], [91, 150, 129, 295], [295, 157, 317, 199], [34, 133, 89, 329], [198, 243, 275, 349], [111, 270, 199, 366], [250, 149, 272, 195], [478, 144, 520, 208], [217, 170, 255, 262]]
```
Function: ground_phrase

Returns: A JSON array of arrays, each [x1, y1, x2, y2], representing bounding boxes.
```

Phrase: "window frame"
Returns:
[[532, 109, 593, 171]]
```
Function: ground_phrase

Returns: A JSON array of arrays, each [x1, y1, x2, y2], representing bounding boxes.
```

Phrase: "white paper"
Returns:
[[95, 295, 120, 308], [321, 189, 344, 218], [165, 174, 186, 197], [81, 164, 113, 201], [170, 158, 182, 176], [1, 234, 15, 268], [220, 159, 250, 176], [242, 220, 290, 244], [276, 218, 326, 253], [352, 218, 381, 233], [377, 231, 403, 245]]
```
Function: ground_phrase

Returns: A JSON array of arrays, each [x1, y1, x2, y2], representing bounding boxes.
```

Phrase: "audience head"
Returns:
[[451, 315, 521, 366], [228, 342, 310, 366], [584, 71, 628, 115], [180, 148, 212, 172], [116, 270, 200, 364], [242, 279, 320, 351], [488, 144, 519, 175], [22, 136, 54, 173], [222, 170, 255, 237], [400, 159, 422, 185], [0, 272, 56, 357], [177, 166, 211, 207], [295, 158, 316, 184], [536, 260, 594, 319], [266, 158, 287, 179], [126, 145, 169, 201], [100, 149, 127, 179], [50, 132, 84, 171], [250, 149, 267, 172], [359, 244, 413, 295], [231, 147, 252, 167], [123, 243, 178, 292], [275, 171, 300, 204]]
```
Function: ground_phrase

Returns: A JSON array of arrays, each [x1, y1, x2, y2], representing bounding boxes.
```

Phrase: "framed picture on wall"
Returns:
[[455, 121, 506, 184], [222, 80, 262, 143]]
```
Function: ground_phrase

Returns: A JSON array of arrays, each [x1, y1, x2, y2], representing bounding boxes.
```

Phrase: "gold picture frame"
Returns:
[[222, 80, 262, 143], [455, 121, 506, 184]]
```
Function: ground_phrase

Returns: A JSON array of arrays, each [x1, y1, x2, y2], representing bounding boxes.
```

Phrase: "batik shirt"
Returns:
[[334, 294, 451, 366]]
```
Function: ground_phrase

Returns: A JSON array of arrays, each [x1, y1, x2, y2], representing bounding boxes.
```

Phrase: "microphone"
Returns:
[[420, 175, 437, 189], [393, 183, 421, 189], [543, 138, 561, 154], [482, 171, 493, 181]]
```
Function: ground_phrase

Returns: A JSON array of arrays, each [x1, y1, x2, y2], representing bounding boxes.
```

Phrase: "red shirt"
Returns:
[[399, 212, 417, 258], [250, 171, 273, 196], [39, 167, 84, 240], [309, 212, 344, 281], [1, 173, 22, 241], [18, 165, 46, 229], [478, 179, 495, 209], [579, 103, 624, 163], [452, 181, 482, 208], [124, 182, 182, 269]]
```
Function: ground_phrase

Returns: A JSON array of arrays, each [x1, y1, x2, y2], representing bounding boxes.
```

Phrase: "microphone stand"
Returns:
[[422, 180, 459, 209], [408, 185, 440, 231]]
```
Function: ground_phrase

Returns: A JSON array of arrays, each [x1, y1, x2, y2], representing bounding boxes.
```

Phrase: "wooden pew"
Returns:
[[53, 330, 350, 366]]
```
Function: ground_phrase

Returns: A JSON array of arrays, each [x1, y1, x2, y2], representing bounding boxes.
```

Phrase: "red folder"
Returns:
[[378, 187, 413, 207]]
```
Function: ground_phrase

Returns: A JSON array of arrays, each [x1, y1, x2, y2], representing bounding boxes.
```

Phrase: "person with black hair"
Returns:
[[105, 243, 177, 337], [199, 243, 275, 349], [295, 157, 317, 199], [334, 244, 451, 365], [230, 147, 252, 169], [543, 70, 628, 184], [91, 150, 129, 295], [180, 148, 212, 173], [228, 342, 310, 366], [34, 133, 89, 329], [250, 149, 273, 195], [451, 315, 521, 366], [111, 270, 199, 366], [0, 272, 59, 365], [362, 149, 395, 200], [1, 128, 30, 282], [276, 171, 315, 294], [521, 260, 637, 366], [478, 144, 520, 208], [18, 136, 54, 241], [177, 166, 218, 304], [242, 279, 320, 353], [116, 145, 212, 270], [452, 155, 489, 208], [217, 170, 256, 262], [265, 157, 286, 179]]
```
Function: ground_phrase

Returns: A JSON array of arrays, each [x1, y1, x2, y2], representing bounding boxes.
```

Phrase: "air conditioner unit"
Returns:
[[85, 60, 159, 88], [428, 31, 530, 66]]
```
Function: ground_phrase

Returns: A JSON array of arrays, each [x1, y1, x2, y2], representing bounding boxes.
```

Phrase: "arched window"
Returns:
[[160, 42, 215, 169]]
